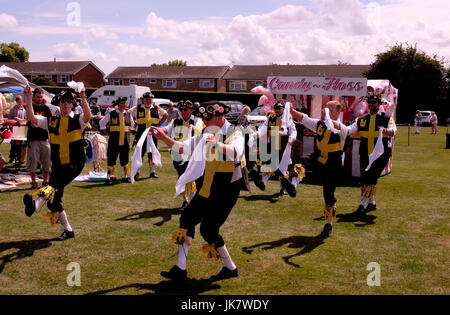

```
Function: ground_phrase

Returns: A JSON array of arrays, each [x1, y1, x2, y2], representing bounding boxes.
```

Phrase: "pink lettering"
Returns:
[[323, 78, 335, 90], [269, 77, 280, 90]]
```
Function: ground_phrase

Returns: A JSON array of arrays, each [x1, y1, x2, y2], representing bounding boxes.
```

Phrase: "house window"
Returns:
[[103, 90, 115, 96], [150, 79, 157, 84], [112, 79, 123, 86], [129, 79, 135, 84], [229, 80, 247, 91], [57, 74, 70, 83], [163, 79, 177, 88], [199, 79, 215, 88], [254, 80, 264, 86], [186, 79, 193, 84]]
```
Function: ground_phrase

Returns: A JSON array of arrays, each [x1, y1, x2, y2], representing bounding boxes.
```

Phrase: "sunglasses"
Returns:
[[203, 115, 214, 121], [367, 101, 377, 105], [180, 108, 190, 112]]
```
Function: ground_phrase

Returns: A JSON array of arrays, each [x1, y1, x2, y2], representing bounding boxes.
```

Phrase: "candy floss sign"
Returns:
[[268, 76, 367, 96]]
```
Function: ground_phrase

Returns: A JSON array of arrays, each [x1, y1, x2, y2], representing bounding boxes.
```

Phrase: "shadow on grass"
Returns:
[[239, 192, 283, 203], [242, 234, 326, 268], [301, 175, 361, 188], [313, 211, 377, 227], [0, 238, 53, 274], [86, 278, 221, 295], [116, 208, 182, 226]]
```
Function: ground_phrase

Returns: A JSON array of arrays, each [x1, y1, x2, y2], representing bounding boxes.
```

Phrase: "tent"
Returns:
[[0, 65, 57, 114], [261, 76, 398, 177]]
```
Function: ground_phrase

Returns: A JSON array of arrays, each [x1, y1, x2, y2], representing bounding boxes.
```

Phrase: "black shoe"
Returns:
[[121, 177, 131, 183], [254, 176, 266, 191], [31, 182, 38, 190], [365, 203, 377, 212], [181, 201, 189, 209], [23, 194, 36, 217], [321, 223, 332, 238], [160, 265, 187, 280], [42, 181, 49, 187], [280, 189, 288, 195], [280, 177, 296, 198], [355, 204, 365, 215], [56, 230, 75, 241], [150, 173, 159, 178], [134, 173, 140, 181], [210, 266, 238, 281]]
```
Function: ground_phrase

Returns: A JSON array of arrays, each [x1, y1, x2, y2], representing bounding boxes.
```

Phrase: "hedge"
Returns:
[[39, 86, 262, 109]]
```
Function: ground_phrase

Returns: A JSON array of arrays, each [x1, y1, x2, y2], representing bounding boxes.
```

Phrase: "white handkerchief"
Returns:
[[67, 81, 85, 93]]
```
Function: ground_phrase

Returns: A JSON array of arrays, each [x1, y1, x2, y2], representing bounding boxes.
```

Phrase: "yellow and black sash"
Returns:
[[48, 115, 84, 166], [198, 127, 241, 198], [315, 121, 341, 165], [136, 105, 160, 135], [109, 110, 131, 146], [172, 118, 194, 141], [267, 114, 288, 150], [357, 112, 393, 156]]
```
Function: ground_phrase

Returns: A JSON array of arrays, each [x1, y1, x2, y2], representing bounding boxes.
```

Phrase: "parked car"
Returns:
[[200, 100, 245, 125], [420, 110, 432, 125]]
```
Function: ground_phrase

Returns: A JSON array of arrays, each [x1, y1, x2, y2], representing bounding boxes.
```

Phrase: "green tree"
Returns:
[[0, 42, 29, 62], [364, 43, 445, 123], [151, 59, 187, 67]]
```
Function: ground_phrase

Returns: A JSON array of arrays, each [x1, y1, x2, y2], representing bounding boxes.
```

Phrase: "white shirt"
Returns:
[[164, 115, 203, 139], [300, 114, 349, 150], [99, 108, 135, 131], [35, 111, 89, 131], [182, 120, 244, 163], [346, 108, 397, 136]]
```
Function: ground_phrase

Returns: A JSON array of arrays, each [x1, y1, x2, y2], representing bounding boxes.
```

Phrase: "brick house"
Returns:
[[0, 61, 105, 88], [223, 65, 370, 92], [106, 66, 230, 92]]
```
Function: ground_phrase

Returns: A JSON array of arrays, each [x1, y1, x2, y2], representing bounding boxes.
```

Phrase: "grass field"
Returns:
[[0, 125, 449, 295]]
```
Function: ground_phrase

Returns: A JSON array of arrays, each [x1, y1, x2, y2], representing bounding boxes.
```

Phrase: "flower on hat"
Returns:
[[199, 107, 205, 113], [218, 107, 224, 113]]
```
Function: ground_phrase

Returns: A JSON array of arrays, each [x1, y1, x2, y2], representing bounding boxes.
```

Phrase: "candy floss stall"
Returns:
[[258, 76, 398, 177]]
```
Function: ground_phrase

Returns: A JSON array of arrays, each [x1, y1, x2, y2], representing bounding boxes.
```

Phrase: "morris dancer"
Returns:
[[254, 100, 297, 197], [22, 85, 91, 241], [162, 100, 203, 209], [153, 102, 249, 281], [100, 97, 135, 183], [130, 92, 167, 179], [291, 100, 348, 237], [346, 92, 397, 214]]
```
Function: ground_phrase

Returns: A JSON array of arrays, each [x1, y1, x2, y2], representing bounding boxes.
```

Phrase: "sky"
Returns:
[[1, 0, 449, 76]]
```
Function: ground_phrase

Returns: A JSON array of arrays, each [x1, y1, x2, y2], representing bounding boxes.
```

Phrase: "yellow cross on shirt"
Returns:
[[110, 112, 129, 146], [49, 116, 83, 165], [316, 125, 341, 164]]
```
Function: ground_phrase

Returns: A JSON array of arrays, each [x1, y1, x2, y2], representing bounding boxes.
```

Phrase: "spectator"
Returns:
[[90, 102, 103, 130], [414, 110, 422, 134], [8, 95, 27, 165], [430, 111, 438, 134], [166, 101, 180, 124], [26, 88, 52, 189]]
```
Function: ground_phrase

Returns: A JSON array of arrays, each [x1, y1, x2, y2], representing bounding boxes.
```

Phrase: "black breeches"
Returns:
[[173, 160, 188, 178], [360, 151, 391, 186], [47, 163, 85, 213], [313, 159, 341, 206], [180, 182, 241, 248], [107, 142, 130, 167]]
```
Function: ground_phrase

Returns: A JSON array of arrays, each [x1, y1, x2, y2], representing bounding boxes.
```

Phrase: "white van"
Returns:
[[88, 85, 151, 110]]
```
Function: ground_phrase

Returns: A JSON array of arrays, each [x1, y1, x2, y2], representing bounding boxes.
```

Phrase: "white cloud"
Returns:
[[0, 13, 18, 29]]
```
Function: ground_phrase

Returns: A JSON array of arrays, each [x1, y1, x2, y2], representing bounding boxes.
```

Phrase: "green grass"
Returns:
[[0, 125, 449, 295]]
